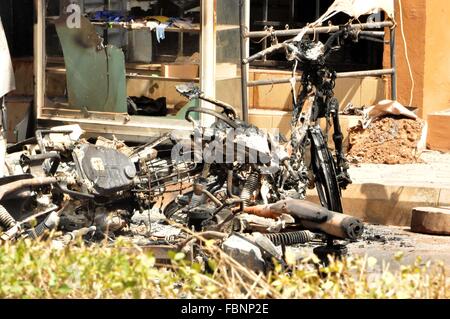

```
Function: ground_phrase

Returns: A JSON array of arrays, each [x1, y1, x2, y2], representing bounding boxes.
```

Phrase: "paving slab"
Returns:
[[307, 151, 450, 226], [289, 224, 450, 272], [347, 225, 450, 272]]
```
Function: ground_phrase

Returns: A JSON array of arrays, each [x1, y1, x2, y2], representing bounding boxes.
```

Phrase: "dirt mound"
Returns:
[[347, 117, 425, 164]]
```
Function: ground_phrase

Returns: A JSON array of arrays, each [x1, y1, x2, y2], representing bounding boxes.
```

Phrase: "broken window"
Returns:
[[41, 0, 242, 135], [44, 0, 202, 119]]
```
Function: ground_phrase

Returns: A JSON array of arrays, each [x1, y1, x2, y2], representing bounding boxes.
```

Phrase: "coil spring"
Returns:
[[26, 221, 47, 239], [241, 171, 260, 206], [264, 230, 314, 246], [0, 205, 16, 230]]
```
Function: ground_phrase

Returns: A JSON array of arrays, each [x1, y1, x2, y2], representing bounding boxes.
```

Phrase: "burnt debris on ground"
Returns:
[[0, 112, 363, 271]]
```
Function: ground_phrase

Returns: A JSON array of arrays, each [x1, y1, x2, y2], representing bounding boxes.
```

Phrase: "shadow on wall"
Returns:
[[335, 78, 361, 110], [359, 183, 407, 226], [354, 183, 440, 226]]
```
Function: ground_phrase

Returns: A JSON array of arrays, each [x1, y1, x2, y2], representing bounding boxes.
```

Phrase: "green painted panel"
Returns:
[[169, 98, 199, 120], [55, 15, 127, 113]]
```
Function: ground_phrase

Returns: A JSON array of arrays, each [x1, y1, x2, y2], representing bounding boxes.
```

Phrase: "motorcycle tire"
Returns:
[[308, 126, 343, 213]]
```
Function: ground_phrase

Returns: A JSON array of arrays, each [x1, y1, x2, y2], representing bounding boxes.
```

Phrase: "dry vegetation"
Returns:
[[0, 238, 448, 299]]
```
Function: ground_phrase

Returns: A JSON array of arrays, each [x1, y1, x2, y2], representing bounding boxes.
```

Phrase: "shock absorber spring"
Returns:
[[241, 171, 260, 207], [264, 230, 314, 246], [0, 205, 16, 230]]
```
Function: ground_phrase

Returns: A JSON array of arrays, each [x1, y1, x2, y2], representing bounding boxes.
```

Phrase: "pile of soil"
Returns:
[[347, 117, 425, 164]]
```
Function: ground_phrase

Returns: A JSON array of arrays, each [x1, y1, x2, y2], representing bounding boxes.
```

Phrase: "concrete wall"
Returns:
[[391, 0, 426, 113], [387, 0, 450, 117], [423, 0, 450, 116]]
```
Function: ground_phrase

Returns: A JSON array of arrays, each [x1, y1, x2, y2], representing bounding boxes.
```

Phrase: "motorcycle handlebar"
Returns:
[[243, 29, 348, 65], [243, 43, 287, 64]]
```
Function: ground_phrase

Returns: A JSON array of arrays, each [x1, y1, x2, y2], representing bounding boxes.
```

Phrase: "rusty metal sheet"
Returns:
[[55, 14, 127, 113]]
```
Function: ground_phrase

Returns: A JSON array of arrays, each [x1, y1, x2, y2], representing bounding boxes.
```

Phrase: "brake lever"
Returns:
[[177, 83, 239, 121]]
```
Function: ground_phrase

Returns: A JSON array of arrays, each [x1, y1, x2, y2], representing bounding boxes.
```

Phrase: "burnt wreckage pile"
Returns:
[[0, 114, 362, 270], [0, 86, 363, 271]]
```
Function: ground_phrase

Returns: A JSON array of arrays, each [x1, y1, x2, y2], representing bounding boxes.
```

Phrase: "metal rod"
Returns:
[[178, 6, 184, 57], [390, 27, 397, 100], [336, 69, 395, 78], [248, 76, 302, 87], [263, 0, 269, 23], [289, 0, 295, 23], [247, 69, 395, 87], [262, 0, 268, 62], [0, 177, 58, 201], [360, 31, 385, 37], [201, 189, 222, 207], [244, 21, 394, 38], [315, 0, 320, 20], [359, 35, 387, 44], [199, 0, 216, 127], [239, 0, 249, 122], [103, 0, 109, 44], [34, 0, 45, 119]]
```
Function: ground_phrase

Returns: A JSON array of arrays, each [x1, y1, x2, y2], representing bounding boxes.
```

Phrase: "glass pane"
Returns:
[[215, 0, 242, 116]]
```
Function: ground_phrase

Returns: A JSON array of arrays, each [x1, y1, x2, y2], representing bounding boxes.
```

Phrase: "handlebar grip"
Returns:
[[199, 94, 238, 119]]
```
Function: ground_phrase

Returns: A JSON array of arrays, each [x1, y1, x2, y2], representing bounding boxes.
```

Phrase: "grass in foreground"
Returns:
[[0, 239, 448, 299]]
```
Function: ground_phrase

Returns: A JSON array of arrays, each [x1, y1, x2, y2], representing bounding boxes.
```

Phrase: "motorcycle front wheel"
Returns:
[[308, 126, 343, 213]]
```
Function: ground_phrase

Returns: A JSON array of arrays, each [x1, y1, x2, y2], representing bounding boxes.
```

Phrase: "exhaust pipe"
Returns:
[[244, 199, 364, 240], [0, 177, 57, 201]]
